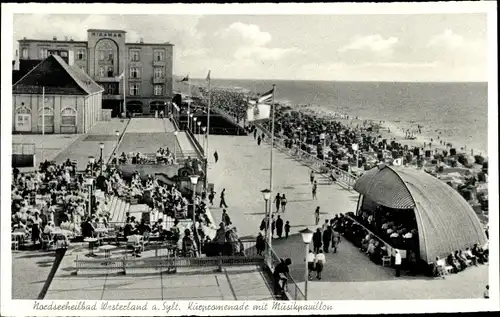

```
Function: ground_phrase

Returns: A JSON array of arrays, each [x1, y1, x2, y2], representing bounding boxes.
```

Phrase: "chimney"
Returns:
[[23, 37, 27, 40], [140, 38, 144, 43], [53, 36, 57, 41]]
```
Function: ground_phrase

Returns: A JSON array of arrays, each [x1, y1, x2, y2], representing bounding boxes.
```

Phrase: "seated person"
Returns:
[[182, 229, 197, 255], [454, 250, 468, 269], [81, 218, 96, 238], [464, 248, 477, 265], [446, 253, 462, 273]]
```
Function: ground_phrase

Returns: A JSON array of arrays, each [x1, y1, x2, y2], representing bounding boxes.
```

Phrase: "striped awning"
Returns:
[[354, 165, 415, 209], [354, 165, 487, 263]]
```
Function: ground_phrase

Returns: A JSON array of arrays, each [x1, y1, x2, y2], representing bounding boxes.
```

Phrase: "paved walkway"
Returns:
[[44, 245, 273, 300], [52, 119, 129, 169], [206, 133, 489, 300]]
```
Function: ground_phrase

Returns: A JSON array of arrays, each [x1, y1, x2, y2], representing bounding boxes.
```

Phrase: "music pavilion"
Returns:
[[352, 164, 487, 264]]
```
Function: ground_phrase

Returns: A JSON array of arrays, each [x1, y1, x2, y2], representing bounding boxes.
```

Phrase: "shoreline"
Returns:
[[294, 104, 488, 160]]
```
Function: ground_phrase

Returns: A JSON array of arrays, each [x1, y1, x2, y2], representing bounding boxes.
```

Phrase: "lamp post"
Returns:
[[186, 110, 190, 131], [352, 143, 359, 172], [189, 175, 200, 256], [201, 126, 207, 153], [88, 156, 95, 177], [299, 228, 314, 300], [261, 189, 272, 264], [85, 177, 94, 218], [99, 142, 104, 167], [190, 114, 194, 132], [193, 117, 197, 135], [197, 121, 201, 144], [173, 130, 178, 163]]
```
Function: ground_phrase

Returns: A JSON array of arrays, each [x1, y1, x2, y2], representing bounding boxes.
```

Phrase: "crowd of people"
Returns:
[[115, 147, 176, 165]]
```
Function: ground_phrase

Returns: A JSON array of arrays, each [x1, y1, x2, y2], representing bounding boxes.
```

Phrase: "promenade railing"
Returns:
[[266, 242, 306, 301], [256, 123, 358, 189]]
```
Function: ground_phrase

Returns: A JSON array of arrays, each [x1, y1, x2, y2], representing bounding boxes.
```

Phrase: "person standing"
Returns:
[[315, 206, 321, 225], [284, 221, 290, 239], [394, 250, 402, 277], [280, 194, 287, 213], [276, 215, 284, 239], [312, 181, 318, 200], [214, 150, 219, 163], [323, 225, 332, 253], [332, 229, 341, 253], [253, 129, 257, 140], [271, 215, 276, 238], [219, 188, 228, 208], [208, 189, 215, 206], [306, 250, 315, 280], [310, 170, 315, 184], [312, 228, 322, 254], [256, 232, 265, 255], [274, 193, 281, 212], [257, 135, 262, 146], [315, 250, 326, 280], [222, 209, 231, 227]]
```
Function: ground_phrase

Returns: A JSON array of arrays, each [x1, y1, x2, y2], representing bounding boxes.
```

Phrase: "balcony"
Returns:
[[128, 76, 141, 82], [94, 76, 120, 83], [152, 77, 165, 84], [153, 60, 165, 66]]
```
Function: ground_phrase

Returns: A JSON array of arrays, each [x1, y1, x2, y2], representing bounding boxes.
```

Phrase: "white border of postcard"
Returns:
[[1, 2, 498, 316]]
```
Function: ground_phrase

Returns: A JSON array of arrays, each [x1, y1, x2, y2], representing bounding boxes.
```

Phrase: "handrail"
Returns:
[[255, 123, 358, 189], [186, 129, 205, 159]]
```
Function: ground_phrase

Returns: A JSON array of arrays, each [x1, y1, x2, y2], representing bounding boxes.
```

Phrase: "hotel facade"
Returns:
[[17, 29, 174, 116]]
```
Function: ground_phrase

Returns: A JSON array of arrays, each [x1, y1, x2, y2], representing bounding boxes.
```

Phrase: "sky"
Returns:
[[12, 12, 490, 82]]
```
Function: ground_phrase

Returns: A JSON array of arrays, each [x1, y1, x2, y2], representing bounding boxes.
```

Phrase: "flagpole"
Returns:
[[41, 87, 45, 162], [205, 71, 211, 191], [266, 84, 276, 263], [123, 71, 127, 117]]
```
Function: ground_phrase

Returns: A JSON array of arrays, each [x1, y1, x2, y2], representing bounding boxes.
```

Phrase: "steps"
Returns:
[[109, 195, 130, 224]]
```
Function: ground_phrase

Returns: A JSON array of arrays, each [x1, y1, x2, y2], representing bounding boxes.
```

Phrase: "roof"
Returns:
[[354, 165, 487, 263], [13, 55, 103, 96], [87, 29, 126, 33], [18, 39, 87, 44], [125, 42, 173, 47]]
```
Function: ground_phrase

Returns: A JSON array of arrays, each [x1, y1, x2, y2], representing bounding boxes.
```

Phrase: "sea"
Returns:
[[178, 79, 489, 156]]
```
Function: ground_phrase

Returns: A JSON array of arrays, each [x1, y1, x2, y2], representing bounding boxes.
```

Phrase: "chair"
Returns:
[[127, 235, 144, 256], [382, 255, 392, 267]]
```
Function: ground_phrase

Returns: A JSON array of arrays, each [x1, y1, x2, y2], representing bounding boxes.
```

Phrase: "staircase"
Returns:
[[108, 195, 131, 224]]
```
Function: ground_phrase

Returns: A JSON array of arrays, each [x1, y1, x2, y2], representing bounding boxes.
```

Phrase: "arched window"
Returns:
[[16, 106, 31, 114], [37, 107, 55, 128], [61, 107, 77, 126]]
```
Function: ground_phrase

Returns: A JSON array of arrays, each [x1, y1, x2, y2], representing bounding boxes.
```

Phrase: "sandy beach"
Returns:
[[296, 104, 488, 161]]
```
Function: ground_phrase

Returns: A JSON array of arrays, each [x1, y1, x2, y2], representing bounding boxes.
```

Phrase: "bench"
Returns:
[[74, 255, 126, 275]]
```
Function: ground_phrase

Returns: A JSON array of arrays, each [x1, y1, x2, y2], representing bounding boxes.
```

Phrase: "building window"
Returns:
[[107, 85, 114, 95], [154, 85, 163, 96], [154, 50, 164, 62], [77, 49, 85, 60], [37, 107, 55, 127], [99, 50, 105, 60], [39, 48, 48, 59], [48, 50, 58, 56], [22, 48, 28, 59], [129, 67, 140, 78], [99, 67, 105, 77], [60, 51, 68, 57], [129, 84, 140, 96], [61, 107, 77, 126], [92, 32, 96, 36], [118, 34, 122, 37], [130, 50, 140, 61], [154, 67, 164, 79]]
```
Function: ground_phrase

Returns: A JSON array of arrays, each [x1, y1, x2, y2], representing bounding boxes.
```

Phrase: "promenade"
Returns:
[[44, 245, 273, 300], [207, 133, 488, 300]]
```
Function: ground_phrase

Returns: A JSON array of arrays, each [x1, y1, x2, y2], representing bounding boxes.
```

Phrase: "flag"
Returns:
[[115, 72, 124, 80], [257, 87, 274, 104], [179, 74, 189, 82], [247, 103, 271, 122], [206, 70, 211, 82]]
